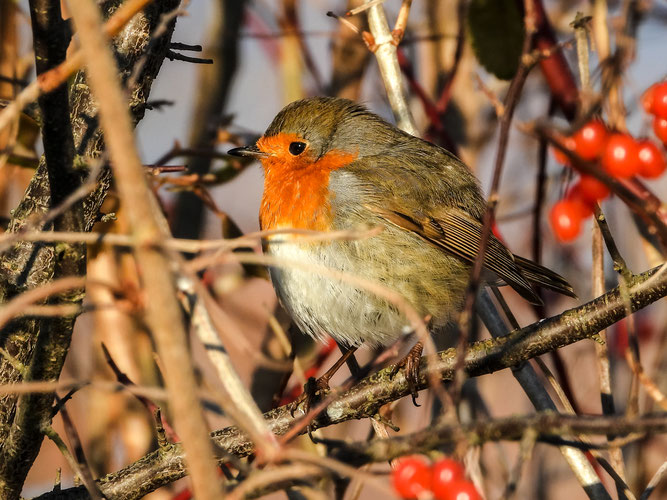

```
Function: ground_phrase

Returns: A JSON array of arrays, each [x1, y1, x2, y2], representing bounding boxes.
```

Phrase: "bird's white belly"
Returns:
[[265, 238, 410, 347]]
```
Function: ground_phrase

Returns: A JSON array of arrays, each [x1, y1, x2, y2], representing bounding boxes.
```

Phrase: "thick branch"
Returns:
[[0, 0, 180, 497], [0, 1, 81, 497], [28, 0, 76, 213], [35, 264, 667, 499]]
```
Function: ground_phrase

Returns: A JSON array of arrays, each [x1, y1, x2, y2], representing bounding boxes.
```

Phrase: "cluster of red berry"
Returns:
[[549, 82, 667, 242], [392, 456, 480, 500]]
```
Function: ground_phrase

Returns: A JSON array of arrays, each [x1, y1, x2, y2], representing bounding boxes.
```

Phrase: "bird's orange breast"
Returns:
[[258, 133, 357, 232]]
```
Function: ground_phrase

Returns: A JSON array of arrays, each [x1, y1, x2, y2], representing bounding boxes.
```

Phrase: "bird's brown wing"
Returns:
[[371, 206, 574, 304]]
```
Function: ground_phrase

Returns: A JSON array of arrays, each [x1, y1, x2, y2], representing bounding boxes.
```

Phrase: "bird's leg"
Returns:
[[390, 341, 424, 406], [296, 344, 360, 418], [338, 343, 362, 378], [308, 344, 359, 397]]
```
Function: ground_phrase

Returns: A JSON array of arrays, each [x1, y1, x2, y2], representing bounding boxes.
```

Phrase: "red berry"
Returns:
[[437, 480, 481, 500], [637, 140, 667, 179], [551, 135, 576, 166], [392, 456, 432, 499], [566, 185, 594, 218], [653, 117, 667, 144], [573, 119, 608, 160], [601, 133, 641, 178], [576, 175, 610, 203], [651, 82, 667, 119], [432, 459, 465, 499], [550, 200, 584, 242], [491, 223, 505, 243], [641, 85, 656, 114]]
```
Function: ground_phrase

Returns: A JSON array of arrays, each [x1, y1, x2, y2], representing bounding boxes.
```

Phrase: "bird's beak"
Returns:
[[227, 144, 265, 159]]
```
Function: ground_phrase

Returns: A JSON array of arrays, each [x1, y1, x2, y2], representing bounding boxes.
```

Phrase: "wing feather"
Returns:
[[373, 207, 543, 304]]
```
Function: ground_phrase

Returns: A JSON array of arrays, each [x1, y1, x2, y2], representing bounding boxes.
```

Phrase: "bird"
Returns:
[[229, 97, 575, 397]]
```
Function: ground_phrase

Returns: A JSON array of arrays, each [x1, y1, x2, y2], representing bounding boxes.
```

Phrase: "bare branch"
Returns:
[[0, 0, 181, 496], [363, 0, 417, 135]]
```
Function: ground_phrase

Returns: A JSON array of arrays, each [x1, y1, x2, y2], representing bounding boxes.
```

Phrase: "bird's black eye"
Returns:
[[288, 141, 307, 156]]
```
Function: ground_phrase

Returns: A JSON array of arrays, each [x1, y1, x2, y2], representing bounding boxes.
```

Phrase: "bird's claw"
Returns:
[[290, 376, 331, 434], [390, 342, 424, 407]]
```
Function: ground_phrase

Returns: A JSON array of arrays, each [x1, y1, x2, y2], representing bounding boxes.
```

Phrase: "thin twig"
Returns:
[[391, 0, 413, 44], [434, 0, 465, 113], [42, 426, 88, 493], [58, 404, 104, 500], [0, 277, 88, 330], [101, 344, 179, 441], [456, 0, 538, 408], [503, 428, 537, 500], [165, 50, 213, 64], [0, 226, 382, 255], [640, 461, 667, 500], [533, 357, 634, 499], [347, 0, 386, 16], [575, 9, 628, 484], [625, 349, 667, 412], [481, 289, 609, 500], [177, 276, 281, 459], [226, 464, 325, 500]]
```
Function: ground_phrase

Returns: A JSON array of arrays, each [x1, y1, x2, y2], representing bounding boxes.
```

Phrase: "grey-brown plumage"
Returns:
[[230, 97, 575, 348]]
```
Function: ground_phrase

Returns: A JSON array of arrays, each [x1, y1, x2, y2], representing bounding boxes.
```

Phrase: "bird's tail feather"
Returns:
[[514, 255, 577, 299]]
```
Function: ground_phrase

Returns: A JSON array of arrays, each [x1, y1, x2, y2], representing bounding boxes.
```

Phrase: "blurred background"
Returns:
[[2, 0, 667, 498]]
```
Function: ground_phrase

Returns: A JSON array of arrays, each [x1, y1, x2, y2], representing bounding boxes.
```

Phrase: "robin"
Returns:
[[229, 97, 574, 398]]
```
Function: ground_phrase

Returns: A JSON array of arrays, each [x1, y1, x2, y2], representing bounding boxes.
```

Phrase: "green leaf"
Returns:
[[467, 0, 525, 80]]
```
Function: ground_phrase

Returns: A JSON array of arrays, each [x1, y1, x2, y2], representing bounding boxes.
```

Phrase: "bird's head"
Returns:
[[228, 97, 410, 231], [228, 97, 406, 175]]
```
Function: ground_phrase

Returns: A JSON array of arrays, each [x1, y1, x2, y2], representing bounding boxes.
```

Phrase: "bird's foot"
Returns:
[[291, 376, 332, 441], [291, 375, 329, 419], [390, 341, 424, 406]]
